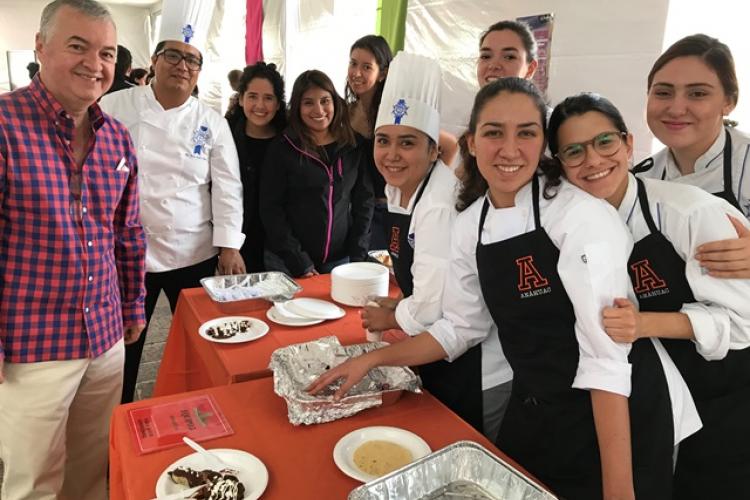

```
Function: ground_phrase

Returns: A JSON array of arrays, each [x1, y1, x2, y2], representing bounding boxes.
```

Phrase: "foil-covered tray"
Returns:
[[269, 337, 421, 425], [200, 272, 300, 303], [348, 441, 557, 500]]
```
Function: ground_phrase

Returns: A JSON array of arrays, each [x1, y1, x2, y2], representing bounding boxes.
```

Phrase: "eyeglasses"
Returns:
[[156, 48, 202, 71], [556, 131, 627, 167]]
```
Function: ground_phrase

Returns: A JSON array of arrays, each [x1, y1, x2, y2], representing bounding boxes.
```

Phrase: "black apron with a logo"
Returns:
[[476, 176, 672, 500], [633, 129, 741, 210], [628, 177, 750, 499], [384, 168, 484, 433]]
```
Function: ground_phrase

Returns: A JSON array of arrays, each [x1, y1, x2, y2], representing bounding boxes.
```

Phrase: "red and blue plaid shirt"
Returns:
[[0, 77, 146, 363]]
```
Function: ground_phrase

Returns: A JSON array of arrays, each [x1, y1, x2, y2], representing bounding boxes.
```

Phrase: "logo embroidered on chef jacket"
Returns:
[[389, 226, 400, 257], [392, 99, 408, 125], [182, 24, 194, 43], [516, 255, 551, 298], [189, 125, 211, 158], [630, 259, 669, 297]]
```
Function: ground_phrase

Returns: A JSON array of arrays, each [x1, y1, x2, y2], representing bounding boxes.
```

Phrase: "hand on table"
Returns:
[[370, 296, 400, 309], [218, 248, 246, 275], [695, 215, 750, 278], [301, 268, 319, 278], [307, 355, 374, 400], [361, 304, 399, 331], [123, 323, 147, 345], [602, 298, 642, 344]]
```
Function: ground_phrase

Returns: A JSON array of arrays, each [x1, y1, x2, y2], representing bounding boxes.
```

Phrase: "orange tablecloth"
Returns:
[[110, 377, 537, 500], [153, 274, 399, 397]]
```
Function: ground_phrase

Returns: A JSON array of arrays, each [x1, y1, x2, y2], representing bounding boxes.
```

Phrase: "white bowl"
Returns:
[[331, 263, 389, 306]]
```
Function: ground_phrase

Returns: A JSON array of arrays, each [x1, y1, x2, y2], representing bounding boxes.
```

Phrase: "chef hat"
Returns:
[[374, 52, 442, 144], [158, 0, 216, 55]]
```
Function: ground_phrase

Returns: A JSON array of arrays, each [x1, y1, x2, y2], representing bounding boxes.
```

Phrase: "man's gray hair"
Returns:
[[39, 0, 114, 41]]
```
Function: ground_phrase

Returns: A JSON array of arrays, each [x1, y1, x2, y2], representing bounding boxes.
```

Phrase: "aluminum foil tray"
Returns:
[[269, 337, 421, 425], [348, 441, 557, 500], [200, 272, 300, 303]]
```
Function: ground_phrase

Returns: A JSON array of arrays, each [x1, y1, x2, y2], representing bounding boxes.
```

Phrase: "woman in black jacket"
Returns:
[[260, 70, 374, 277], [227, 62, 287, 272]]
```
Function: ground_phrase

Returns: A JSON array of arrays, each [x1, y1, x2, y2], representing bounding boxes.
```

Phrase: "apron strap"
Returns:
[[722, 129, 735, 198], [631, 157, 655, 175], [531, 174, 542, 230], [477, 198, 490, 244], [410, 164, 435, 213], [478, 175, 543, 243], [635, 177, 660, 235]]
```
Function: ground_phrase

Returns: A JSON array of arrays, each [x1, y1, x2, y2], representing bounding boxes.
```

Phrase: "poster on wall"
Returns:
[[516, 14, 554, 97]]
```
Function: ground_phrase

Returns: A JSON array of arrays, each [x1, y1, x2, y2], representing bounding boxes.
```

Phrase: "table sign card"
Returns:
[[128, 394, 234, 454]]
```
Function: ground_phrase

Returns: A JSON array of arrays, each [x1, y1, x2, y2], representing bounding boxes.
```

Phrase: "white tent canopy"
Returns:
[[0, 0, 748, 150]]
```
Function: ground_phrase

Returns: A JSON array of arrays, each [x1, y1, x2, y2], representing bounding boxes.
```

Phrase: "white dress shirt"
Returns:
[[100, 85, 244, 272], [620, 174, 750, 355], [639, 126, 750, 218], [385, 161, 509, 390]]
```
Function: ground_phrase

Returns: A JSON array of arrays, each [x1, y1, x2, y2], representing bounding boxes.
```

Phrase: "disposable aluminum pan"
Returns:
[[348, 441, 557, 500], [200, 272, 301, 303], [269, 337, 421, 425]]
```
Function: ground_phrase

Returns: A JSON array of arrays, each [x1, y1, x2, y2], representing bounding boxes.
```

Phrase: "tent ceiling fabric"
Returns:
[[104, 0, 161, 5]]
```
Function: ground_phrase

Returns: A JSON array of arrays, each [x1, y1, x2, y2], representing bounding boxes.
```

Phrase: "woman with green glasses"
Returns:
[[549, 92, 750, 500]]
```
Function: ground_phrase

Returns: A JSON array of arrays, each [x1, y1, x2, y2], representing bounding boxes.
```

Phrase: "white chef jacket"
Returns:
[[428, 178, 701, 444], [428, 179, 636, 396], [100, 85, 244, 272], [620, 174, 750, 355], [639, 126, 750, 218], [385, 161, 510, 390]]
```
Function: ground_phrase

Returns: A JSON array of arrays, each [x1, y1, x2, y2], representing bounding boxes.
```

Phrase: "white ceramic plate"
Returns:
[[265, 305, 323, 327], [154, 448, 268, 500], [332, 426, 431, 483], [198, 316, 269, 344], [283, 298, 346, 320]]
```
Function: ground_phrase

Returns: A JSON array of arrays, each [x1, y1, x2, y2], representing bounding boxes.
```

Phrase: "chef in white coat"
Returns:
[[633, 34, 750, 279], [361, 53, 511, 440], [100, 0, 244, 403]]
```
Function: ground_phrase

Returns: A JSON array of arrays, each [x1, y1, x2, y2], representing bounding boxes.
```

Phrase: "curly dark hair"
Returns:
[[227, 61, 288, 133], [345, 35, 393, 135], [457, 77, 552, 212]]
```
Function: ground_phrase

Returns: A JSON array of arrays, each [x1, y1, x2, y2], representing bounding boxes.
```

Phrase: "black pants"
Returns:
[[121, 256, 218, 403]]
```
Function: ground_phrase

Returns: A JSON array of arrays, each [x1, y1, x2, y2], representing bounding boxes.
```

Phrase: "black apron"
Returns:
[[628, 177, 750, 500], [632, 129, 741, 210], [476, 176, 672, 500], [385, 168, 484, 433]]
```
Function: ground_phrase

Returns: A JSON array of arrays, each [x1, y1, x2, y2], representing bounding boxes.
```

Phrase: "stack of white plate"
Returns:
[[331, 262, 389, 306]]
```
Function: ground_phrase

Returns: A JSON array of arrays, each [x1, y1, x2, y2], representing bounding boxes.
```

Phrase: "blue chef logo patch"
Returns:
[[392, 99, 408, 125], [188, 125, 211, 159], [182, 24, 194, 43]]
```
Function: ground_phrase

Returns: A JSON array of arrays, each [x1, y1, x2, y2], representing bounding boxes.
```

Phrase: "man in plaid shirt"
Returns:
[[0, 1, 146, 498]]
